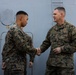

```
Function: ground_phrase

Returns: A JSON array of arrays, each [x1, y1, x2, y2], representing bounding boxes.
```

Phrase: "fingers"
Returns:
[[29, 62, 33, 68], [2, 62, 6, 70], [53, 47, 61, 54], [36, 48, 41, 56]]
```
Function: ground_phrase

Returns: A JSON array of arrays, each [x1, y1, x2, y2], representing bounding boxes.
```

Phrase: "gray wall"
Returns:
[[0, 0, 76, 75]]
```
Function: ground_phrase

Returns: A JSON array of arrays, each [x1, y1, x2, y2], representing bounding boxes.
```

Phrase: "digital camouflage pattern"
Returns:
[[45, 66, 74, 75], [2, 24, 36, 75], [40, 21, 76, 68]]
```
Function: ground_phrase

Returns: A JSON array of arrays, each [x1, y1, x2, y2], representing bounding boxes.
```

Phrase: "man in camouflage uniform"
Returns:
[[2, 11, 37, 75], [37, 7, 76, 75]]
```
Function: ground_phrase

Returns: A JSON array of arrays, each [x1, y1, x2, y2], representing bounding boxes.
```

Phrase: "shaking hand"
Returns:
[[36, 48, 41, 56]]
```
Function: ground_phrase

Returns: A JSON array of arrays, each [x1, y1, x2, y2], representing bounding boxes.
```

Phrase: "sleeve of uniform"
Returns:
[[2, 30, 12, 62], [28, 37, 35, 62], [40, 29, 51, 53], [2, 44, 7, 62], [12, 28, 37, 54], [29, 53, 35, 62], [61, 26, 76, 54]]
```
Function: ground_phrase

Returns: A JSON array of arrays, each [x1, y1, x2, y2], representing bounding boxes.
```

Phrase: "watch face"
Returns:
[[0, 9, 15, 26]]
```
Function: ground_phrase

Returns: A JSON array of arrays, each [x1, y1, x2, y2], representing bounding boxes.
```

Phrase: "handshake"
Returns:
[[35, 46, 62, 56], [36, 48, 41, 56]]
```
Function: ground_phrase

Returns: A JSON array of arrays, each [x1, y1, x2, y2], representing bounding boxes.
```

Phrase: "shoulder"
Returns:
[[66, 21, 76, 31], [9, 24, 20, 32], [25, 32, 32, 39], [10, 24, 17, 30], [48, 24, 57, 32], [46, 25, 56, 37], [65, 21, 76, 36], [7, 24, 19, 36], [66, 21, 75, 28]]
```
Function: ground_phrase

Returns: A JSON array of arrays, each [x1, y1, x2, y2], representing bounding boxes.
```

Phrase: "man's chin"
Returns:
[[22, 25, 26, 27]]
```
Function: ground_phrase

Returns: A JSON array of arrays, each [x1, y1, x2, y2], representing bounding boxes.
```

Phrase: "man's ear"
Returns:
[[20, 16, 23, 21], [61, 11, 65, 17]]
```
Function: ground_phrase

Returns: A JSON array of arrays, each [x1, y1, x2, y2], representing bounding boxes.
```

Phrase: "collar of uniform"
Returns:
[[15, 23, 23, 30], [54, 20, 67, 31]]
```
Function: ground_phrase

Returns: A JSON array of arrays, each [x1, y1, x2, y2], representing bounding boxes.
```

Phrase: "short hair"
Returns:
[[54, 7, 66, 13], [16, 11, 28, 16]]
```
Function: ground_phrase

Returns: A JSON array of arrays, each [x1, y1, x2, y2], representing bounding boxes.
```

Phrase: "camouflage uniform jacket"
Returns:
[[40, 21, 76, 68], [2, 24, 36, 70]]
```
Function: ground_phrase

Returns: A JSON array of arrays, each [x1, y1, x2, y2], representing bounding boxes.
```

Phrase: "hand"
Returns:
[[36, 48, 41, 56], [29, 62, 33, 68], [53, 47, 61, 54], [2, 62, 6, 70]]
